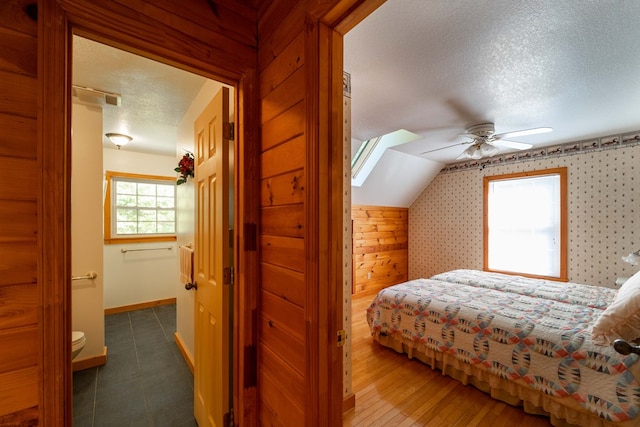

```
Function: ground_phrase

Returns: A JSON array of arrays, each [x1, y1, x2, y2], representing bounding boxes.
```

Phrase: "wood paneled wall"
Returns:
[[352, 205, 408, 297], [0, 0, 264, 424], [256, 0, 362, 424], [0, 0, 379, 424], [0, 1, 40, 425], [257, 2, 308, 424]]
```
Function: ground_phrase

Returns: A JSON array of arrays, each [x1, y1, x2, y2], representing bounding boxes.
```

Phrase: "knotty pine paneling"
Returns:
[[0, 244, 37, 287], [260, 134, 304, 177], [0, 2, 39, 421], [261, 67, 305, 124], [119, 0, 258, 48], [261, 169, 305, 206], [0, 406, 39, 427], [0, 283, 38, 329], [261, 100, 305, 151], [0, 201, 37, 243], [0, 71, 36, 117], [260, 290, 305, 342], [0, 158, 37, 201], [0, 366, 38, 417], [259, 343, 305, 406], [258, 366, 304, 426], [260, 235, 304, 270], [64, 0, 257, 79], [352, 205, 409, 297], [0, 27, 37, 76], [0, 1, 37, 36], [259, 315, 304, 374], [258, 1, 309, 422], [257, 0, 305, 72], [0, 114, 37, 159], [5, 0, 264, 422], [261, 262, 305, 308], [259, 33, 304, 98], [0, 326, 38, 373], [261, 205, 304, 237]]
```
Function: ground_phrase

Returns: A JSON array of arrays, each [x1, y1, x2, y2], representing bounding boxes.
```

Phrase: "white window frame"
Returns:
[[483, 167, 567, 281], [104, 171, 177, 244]]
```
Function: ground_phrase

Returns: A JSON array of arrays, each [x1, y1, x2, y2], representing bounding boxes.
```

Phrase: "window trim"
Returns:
[[483, 167, 568, 281], [104, 171, 177, 244]]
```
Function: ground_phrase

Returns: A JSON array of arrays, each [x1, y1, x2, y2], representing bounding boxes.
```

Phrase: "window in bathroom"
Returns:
[[104, 171, 177, 244]]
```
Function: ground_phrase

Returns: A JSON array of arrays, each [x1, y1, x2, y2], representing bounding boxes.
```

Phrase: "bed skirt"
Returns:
[[374, 333, 640, 427]]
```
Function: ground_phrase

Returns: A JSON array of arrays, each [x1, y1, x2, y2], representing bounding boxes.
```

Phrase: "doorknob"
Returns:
[[185, 282, 198, 290]]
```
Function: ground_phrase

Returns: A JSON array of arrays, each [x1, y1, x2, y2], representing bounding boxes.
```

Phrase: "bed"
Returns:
[[366, 269, 640, 427]]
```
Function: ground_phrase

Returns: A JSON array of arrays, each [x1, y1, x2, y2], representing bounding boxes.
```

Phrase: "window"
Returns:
[[483, 168, 567, 281], [104, 171, 177, 244]]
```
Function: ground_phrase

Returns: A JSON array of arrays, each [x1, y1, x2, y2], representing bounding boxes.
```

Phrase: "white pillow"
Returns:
[[592, 270, 640, 345]]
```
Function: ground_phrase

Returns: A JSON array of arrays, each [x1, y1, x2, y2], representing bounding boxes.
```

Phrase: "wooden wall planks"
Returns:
[[352, 205, 409, 297], [0, 1, 40, 422], [257, 0, 309, 421], [0, 0, 373, 423], [0, 0, 262, 423]]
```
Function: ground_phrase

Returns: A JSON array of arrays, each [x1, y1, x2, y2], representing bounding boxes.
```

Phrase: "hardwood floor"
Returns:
[[343, 297, 551, 427]]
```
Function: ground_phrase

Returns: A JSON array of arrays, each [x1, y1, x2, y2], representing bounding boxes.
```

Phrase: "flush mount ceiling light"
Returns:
[[105, 133, 132, 149], [460, 142, 500, 160]]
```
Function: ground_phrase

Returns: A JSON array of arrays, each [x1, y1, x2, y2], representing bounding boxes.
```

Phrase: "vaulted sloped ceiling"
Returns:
[[345, 1, 640, 207]]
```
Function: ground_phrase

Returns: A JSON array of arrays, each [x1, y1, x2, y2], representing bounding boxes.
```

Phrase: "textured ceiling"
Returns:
[[72, 36, 207, 156], [345, 0, 640, 163], [71, 2, 640, 206]]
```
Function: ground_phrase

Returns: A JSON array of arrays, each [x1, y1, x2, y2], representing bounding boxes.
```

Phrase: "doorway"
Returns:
[[70, 35, 235, 425]]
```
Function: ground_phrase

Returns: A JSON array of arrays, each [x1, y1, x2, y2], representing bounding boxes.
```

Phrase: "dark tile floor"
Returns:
[[73, 304, 197, 427]]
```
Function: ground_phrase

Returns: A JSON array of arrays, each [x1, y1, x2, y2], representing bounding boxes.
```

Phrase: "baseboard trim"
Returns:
[[343, 393, 355, 413], [73, 346, 108, 372], [104, 297, 177, 315], [174, 332, 194, 374]]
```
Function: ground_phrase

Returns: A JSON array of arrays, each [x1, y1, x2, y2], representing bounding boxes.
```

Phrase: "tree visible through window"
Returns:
[[483, 168, 567, 281], [104, 171, 177, 243]]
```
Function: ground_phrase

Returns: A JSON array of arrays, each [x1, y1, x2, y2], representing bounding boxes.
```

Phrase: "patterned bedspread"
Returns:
[[366, 278, 640, 422], [431, 269, 618, 309]]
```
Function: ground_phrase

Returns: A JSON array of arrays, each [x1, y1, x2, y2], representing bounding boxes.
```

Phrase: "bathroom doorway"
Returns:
[[70, 35, 235, 425]]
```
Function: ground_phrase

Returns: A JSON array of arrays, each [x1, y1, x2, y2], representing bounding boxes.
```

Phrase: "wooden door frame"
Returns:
[[40, 0, 384, 425], [40, 0, 260, 424]]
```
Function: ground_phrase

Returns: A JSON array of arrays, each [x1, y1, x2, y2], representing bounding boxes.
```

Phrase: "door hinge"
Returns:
[[224, 266, 234, 286], [224, 410, 234, 427], [337, 329, 346, 347], [224, 122, 234, 141]]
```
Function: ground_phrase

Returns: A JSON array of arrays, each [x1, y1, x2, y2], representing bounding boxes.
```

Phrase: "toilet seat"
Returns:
[[71, 331, 86, 353]]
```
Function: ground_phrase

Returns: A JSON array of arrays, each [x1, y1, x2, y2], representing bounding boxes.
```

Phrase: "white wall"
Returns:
[[175, 79, 231, 359], [351, 149, 442, 207], [103, 149, 179, 309], [409, 144, 640, 288], [71, 103, 105, 360]]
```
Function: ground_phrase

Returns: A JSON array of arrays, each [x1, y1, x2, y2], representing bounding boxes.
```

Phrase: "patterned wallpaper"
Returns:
[[409, 145, 640, 288]]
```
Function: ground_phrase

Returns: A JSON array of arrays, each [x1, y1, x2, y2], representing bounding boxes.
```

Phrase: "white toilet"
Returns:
[[71, 331, 86, 359]]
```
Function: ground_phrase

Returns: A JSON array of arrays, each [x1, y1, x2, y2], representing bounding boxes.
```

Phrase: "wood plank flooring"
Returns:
[[343, 297, 551, 427]]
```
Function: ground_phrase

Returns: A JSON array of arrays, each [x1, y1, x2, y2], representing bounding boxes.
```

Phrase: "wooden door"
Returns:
[[193, 87, 232, 427]]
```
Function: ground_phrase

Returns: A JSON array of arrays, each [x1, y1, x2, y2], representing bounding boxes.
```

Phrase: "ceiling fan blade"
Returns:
[[491, 139, 533, 150], [420, 142, 467, 155], [494, 127, 553, 139]]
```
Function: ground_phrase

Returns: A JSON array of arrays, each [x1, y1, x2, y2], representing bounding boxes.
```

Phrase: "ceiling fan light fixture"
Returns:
[[479, 142, 499, 157], [106, 132, 132, 149]]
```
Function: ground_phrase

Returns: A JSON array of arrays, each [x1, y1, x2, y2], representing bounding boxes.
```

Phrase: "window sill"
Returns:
[[104, 235, 177, 245]]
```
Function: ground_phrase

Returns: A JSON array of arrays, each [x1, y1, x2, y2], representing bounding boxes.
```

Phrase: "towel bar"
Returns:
[[72, 272, 98, 281], [120, 246, 173, 253]]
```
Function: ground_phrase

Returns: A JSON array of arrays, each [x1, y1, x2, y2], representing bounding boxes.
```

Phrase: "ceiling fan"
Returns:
[[421, 122, 553, 160]]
